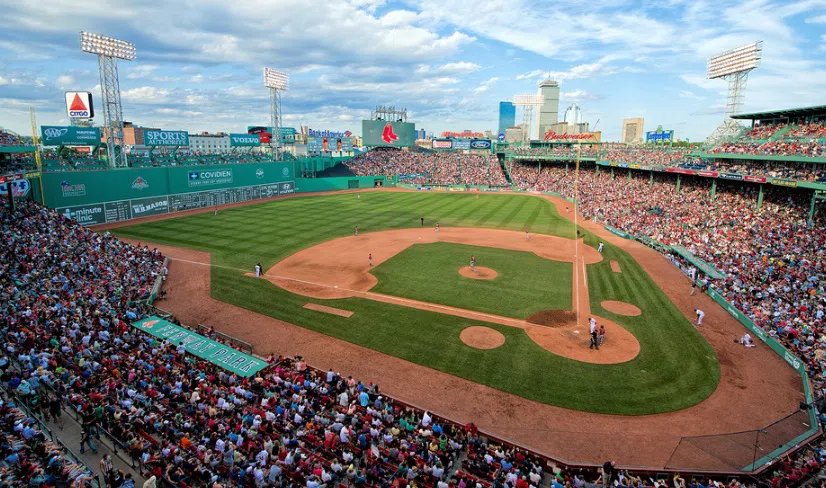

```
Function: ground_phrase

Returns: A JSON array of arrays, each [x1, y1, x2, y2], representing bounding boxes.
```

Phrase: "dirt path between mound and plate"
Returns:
[[125, 191, 807, 471]]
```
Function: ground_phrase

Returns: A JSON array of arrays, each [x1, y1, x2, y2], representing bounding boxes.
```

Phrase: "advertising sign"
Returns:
[[646, 128, 674, 142], [451, 139, 471, 150], [132, 316, 268, 377], [308, 136, 353, 154], [188, 169, 233, 188], [0, 178, 30, 198], [229, 133, 261, 147], [441, 130, 485, 138], [432, 139, 453, 149], [362, 120, 416, 147], [65, 91, 94, 118], [308, 128, 352, 138], [40, 126, 101, 146], [144, 130, 189, 147], [247, 126, 297, 143], [543, 130, 602, 142], [60, 204, 107, 225], [470, 139, 492, 149]]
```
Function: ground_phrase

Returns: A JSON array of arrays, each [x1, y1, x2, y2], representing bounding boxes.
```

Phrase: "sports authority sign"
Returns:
[[65, 91, 94, 118], [144, 130, 189, 147]]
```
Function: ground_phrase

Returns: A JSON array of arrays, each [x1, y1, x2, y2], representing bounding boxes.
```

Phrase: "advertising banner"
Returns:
[[771, 178, 798, 188], [229, 133, 261, 147], [452, 139, 471, 150], [187, 168, 233, 188], [697, 170, 719, 177], [0, 178, 30, 198], [362, 120, 416, 147], [432, 139, 453, 149], [132, 316, 268, 377], [40, 126, 101, 146], [144, 130, 189, 147], [308, 128, 352, 138], [308, 136, 353, 154], [719, 172, 744, 181], [65, 91, 94, 118], [470, 139, 492, 149], [744, 175, 767, 183], [646, 129, 674, 142]]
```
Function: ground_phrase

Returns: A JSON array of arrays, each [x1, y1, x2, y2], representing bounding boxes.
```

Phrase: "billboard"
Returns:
[[451, 139, 470, 150], [144, 130, 189, 147], [543, 130, 602, 143], [229, 133, 260, 147], [362, 120, 416, 147], [40, 126, 101, 146], [308, 136, 353, 154], [247, 126, 297, 144], [470, 139, 492, 150], [65, 91, 94, 118], [432, 139, 453, 149], [308, 128, 352, 138], [646, 128, 674, 143]]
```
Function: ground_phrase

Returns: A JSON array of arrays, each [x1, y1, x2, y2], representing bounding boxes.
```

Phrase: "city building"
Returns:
[[498, 102, 516, 136], [416, 128, 427, 140], [537, 79, 560, 138], [622, 117, 645, 144], [505, 126, 525, 143], [189, 132, 230, 152]]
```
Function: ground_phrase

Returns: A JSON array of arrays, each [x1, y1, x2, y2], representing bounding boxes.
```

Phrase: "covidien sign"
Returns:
[[188, 169, 233, 188]]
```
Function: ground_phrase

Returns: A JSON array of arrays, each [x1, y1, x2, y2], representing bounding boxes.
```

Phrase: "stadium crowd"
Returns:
[[6, 198, 819, 487], [0, 129, 24, 146], [345, 149, 508, 186], [677, 158, 826, 182]]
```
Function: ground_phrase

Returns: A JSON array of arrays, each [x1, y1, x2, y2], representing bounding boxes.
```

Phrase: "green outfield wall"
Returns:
[[36, 164, 388, 225]]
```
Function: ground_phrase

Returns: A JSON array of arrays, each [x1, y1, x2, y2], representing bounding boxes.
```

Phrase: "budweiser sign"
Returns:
[[543, 130, 596, 141]]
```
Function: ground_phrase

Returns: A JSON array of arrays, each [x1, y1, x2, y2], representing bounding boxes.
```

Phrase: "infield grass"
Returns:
[[371, 242, 572, 318], [114, 191, 719, 415]]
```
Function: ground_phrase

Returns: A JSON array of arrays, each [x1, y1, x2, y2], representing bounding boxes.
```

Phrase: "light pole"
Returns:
[[79, 32, 135, 168], [263, 68, 289, 161]]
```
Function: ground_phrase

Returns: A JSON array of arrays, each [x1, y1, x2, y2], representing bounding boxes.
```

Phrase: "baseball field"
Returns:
[[113, 190, 720, 415]]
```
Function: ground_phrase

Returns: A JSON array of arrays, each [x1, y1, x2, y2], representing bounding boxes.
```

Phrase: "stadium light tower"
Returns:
[[512, 94, 543, 144], [80, 31, 135, 168], [706, 41, 763, 144], [263, 67, 289, 161]]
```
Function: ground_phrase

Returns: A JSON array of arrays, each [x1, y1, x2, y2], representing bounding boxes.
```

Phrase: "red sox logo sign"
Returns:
[[381, 123, 399, 144]]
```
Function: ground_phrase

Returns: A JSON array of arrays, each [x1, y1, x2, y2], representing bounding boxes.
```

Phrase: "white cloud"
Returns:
[[472, 77, 499, 95], [560, 89, 601, 102], [126, 65, 159, 80], [806, 14, 826, 23], [121, 86, 171, 103], [56, 74, 74, 88]]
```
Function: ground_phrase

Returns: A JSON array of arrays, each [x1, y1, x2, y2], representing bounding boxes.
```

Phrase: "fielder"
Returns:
[[695, 308, 705, 325], [469, 255, 477, 272]]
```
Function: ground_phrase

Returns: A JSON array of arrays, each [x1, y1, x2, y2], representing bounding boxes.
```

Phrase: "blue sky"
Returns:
[[0, 0, 824, 141]]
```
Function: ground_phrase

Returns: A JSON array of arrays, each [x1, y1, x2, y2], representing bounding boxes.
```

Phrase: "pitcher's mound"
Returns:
[[601, 300, 642, 316], [527, 310, 577, 328], [460, 326, 505, 349], [459, 266, 497, 280]]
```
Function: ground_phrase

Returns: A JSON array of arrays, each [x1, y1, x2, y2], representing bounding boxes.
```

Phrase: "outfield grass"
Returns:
[[114, 191, 719, 414], [371, 242, 572, 318]]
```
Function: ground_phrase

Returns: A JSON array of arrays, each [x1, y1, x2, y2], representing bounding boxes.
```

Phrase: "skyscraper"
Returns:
[[622, 117, 645, 144], [537, 79, 560, 138], [498, 102, 516, 137]]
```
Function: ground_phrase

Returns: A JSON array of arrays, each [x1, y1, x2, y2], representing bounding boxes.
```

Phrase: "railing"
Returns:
[[196, 323, 255, 354], [148, 257, 169, 304]]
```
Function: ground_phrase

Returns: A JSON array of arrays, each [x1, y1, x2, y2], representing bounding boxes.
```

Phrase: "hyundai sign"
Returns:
[[65, 91, 94, 118], [229, 133, 261, 147], [40, 126, 101, 146], [144, 130, 189, 147]]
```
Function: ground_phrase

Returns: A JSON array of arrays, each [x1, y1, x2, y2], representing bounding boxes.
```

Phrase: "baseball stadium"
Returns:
[[1, 11, 826, 488]]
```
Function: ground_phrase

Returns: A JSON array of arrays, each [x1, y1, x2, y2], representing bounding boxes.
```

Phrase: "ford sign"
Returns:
[[470, 139, 491, 149]]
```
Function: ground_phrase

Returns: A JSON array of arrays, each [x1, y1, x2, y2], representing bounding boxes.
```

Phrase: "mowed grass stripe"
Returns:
[[114, 191, 719, 414]]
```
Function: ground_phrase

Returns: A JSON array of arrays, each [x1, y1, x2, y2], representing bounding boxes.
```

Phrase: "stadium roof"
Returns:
[[732, 105, 826, 120]]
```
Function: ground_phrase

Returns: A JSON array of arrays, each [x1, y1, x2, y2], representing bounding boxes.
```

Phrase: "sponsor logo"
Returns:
[[771, 178, 798, 188], [282, 167, 289, 177], [145, 130, 188, 146], [0, 179, 30, 198], [231, 135, 260, 145], [188, 169, 233, 187], [308, 128, 349, 138], [543, 130, 596, 141], [65, 92, 93, 118], [470, 139, 491, 149], [432, 140, 452, 149], [44, 127, 69, 139], [60, 180, 86, 197], [719, 172, 744, 181], [61, 205, 103, 224], [381, 123, 399, 144], [68, 93, 90, 117], [131, 199, 168, 216], [784, 351, 802, 371], [441, 131, 485, 138], [131, 176, 149, 190], [142, 319, 160, 329], [255, 168, 265, 179]]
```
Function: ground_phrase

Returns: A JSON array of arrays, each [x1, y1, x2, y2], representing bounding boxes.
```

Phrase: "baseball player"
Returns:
[[254, 263, 262, 278], [525, 230, 530, 241], [354, 225, 359, 236], [435, 222, 440, 233], [695, 308, 705, 325], [469, 255, 477, 272], [597, 242, 604, 253], [589, 317, 599, 350], [368, 253, 373, 267]]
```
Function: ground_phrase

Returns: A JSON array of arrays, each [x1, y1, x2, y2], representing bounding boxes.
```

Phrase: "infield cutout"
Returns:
[[303, 303, 354, 318], [459, 265, 497, 280], [460, 326, 505, 349], [601, 300, 641, 316], [610, 260, 622, 273]]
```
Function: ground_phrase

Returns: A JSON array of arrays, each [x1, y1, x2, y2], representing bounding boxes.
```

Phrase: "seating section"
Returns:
[[710, 121, 826, 157], [345, 149, 508, 186]]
